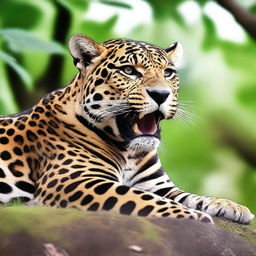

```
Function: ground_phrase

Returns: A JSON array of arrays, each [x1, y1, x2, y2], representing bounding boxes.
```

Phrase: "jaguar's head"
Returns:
[[69, 34, 183, 152]]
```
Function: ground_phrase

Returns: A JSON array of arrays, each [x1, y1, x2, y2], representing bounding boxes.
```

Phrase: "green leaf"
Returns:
[[0, 50, 32, 90], [81, 15, 118, 42], [0, 29, 65, 54], [56, 0, 89, 12], [237, 85, 256, 108], [201, 14, 218, 51], [0, 1, 42, 30], [249, 4, 256, 15], [99, 0, 132, 9], [196, 0, 210, 7], [144, 0, 184, 22]]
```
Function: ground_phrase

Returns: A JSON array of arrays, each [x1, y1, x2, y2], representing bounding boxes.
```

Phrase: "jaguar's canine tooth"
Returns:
[[132, 122, 142, 135], [138, 113, 144, 119]]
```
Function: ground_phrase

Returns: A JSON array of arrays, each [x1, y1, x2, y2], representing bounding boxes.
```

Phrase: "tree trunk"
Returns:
[[0, 206, 255, 256]]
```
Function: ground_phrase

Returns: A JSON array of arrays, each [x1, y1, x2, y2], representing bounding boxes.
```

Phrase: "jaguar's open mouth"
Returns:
[[130, 112, 162, 136], [116, 111, 163, 142]]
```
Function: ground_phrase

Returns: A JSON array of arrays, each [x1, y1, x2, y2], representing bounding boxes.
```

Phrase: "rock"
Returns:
[[0, 206, 255, 256], [43, 243, 70, 256], [128, 245, 143, 253]]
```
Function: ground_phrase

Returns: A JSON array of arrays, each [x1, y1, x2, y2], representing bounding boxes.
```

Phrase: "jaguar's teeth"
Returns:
[[132, 123, 142, 135], [138, 113, 144, 119]]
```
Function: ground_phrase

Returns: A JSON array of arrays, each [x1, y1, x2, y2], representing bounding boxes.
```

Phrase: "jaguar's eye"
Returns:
[[164, 68, 175, 78], [123, 66, 133, 75], [118, 65, 142, 78]]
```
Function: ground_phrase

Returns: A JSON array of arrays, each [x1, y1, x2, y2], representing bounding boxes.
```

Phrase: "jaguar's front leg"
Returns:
[[35, 174, 213, 223], [129, 153, 254, 224], [148, 173, 254, 224]]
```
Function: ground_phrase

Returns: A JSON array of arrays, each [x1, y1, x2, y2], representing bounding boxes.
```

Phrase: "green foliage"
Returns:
[[0, 0, 42, 29], [0, 29, 65, 54], [144, 0, 184, 22], [99, 0, 132, 9], [0, 49, 32, 89], [56, 0, 89, 12], [0, 28, 64, 92], [202, 14, 218, 51], [80, 16, 118, 42]]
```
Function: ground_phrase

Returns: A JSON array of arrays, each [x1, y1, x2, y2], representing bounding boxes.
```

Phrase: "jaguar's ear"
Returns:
[[165, 42, 183, 68], [68, 34, 105, 70]]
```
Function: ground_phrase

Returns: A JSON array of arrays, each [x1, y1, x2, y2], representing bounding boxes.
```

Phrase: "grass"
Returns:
[[4, 198, 23, 207]]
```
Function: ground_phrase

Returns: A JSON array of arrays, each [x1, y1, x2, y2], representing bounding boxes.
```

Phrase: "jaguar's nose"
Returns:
[[146, 89, 170, 106]]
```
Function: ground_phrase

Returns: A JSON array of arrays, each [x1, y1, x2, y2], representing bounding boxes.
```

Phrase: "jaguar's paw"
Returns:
[[204, 198, 254, 224]]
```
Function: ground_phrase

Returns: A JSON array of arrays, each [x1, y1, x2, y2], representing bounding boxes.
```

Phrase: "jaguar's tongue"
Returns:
[[132, 113, 158, 135]]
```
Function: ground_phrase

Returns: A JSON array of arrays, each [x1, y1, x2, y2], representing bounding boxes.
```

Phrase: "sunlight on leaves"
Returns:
[[99, 0, 132, 10]]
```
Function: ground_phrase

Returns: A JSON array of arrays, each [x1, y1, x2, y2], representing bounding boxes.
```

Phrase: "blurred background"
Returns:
[[0, 0, 255, 212]]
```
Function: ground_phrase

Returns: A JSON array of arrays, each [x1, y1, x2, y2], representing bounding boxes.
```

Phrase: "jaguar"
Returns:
[[0, 34, 254, 224]]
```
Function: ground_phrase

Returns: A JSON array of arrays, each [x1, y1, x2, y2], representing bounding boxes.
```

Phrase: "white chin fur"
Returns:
[[127, 136, 160, 152]]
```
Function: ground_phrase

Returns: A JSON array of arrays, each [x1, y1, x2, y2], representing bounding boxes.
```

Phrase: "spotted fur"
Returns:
[[0, 34, 254, 224]]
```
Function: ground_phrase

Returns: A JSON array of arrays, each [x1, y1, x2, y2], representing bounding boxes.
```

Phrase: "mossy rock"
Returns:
[[0, 206, 255, 256]]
